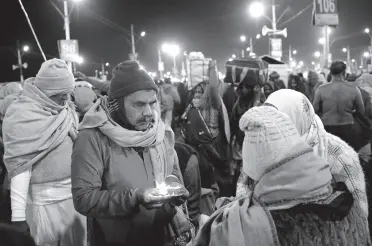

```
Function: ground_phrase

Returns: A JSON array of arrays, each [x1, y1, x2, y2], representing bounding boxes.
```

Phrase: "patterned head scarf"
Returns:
[[265, 89, 328, 161]]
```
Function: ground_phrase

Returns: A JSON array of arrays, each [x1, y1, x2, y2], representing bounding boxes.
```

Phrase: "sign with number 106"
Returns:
[[313, 0, 339, 26]]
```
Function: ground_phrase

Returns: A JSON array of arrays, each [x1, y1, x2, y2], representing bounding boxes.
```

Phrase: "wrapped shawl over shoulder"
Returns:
[[3, 81, 78, 179]]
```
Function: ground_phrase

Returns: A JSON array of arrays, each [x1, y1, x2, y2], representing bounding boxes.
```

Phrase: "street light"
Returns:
[[23, 45, 30, 52], [342, 48, 347, 53], [162, 43, 180, 77], [319, 37, 325, 45], [299, 61, 304, 67], [292, 50, 297, 55], [240, 35, 247, 42], [365, 28, 370, 34], [105, 62, 110, 67], [140, 31, 146, 37], [249, 2, 265, 18], [256, 34, 261, 39], [352, 59, 356, 63], [246, 47, 251, 52], [363, 52, 370, 58], [76, 56, 84, 64], [311, 61, 315, 65], [314, 51, 321, 58], [232, 54, 237, 59]]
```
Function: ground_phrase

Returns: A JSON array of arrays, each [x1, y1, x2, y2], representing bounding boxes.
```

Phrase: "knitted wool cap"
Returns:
[[34, 59, 74, 97], [239, 106, 301, 181], [109, 61, 158, 100]]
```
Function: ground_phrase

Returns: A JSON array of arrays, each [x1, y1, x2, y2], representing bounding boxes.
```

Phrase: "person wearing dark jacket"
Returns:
[[313, 61, 365, 149], [71, 61, 189, 246], [194, 106, 370, 246], [174, 142, 201, 229]]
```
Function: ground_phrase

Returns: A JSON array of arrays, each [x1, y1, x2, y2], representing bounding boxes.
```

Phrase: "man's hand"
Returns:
[[74, 71, 88, 81], [136, 188, 166, 210], [12, 221, 30, 234]]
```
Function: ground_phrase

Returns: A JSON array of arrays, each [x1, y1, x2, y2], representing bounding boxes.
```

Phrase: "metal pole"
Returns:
[[289, 45, 292, 62], [16, 41, 24, 82], [271, 0, 277, 31], [173, 56, 178, 77], [63, 0, 72, 72], [250, 37, 253, 56], [347, 45, 351, 71], [158, 50, 163, 80], [323, 26, 330, 68], [241, 49, 245, 58], [131, 24, 136, 60]]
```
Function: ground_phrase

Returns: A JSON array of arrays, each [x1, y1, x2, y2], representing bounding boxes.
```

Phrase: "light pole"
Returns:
[[162, 43, 180, 77], [130, 24, 146, 61], [12, 41, 29, 82], [240, 35, 246, 57], [365, 28, 372, 56], [342, 46, 351, 69]]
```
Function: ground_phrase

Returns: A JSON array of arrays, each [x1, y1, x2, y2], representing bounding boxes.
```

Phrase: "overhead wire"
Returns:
[[278, 2, 313, 28], [18, 0, 47, 61]]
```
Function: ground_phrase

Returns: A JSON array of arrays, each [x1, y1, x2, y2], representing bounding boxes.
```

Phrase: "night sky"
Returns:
[[1, 0, 372, 81]]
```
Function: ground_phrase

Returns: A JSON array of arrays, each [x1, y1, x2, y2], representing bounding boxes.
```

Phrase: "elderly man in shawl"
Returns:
[[194, 106, 370, 246], [2, 59, 86, 245], [71, 61, 190, 246]]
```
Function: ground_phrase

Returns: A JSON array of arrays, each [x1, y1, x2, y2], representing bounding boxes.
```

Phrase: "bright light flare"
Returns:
[[256, 34, 261, 39], [105, 62, 110, 67], [162, 43, 180, 57], [240, 35, 247, 42], [140, 31, 146, 37], [365, 28, 370, 34], [319, 37, 325, 45], [22, 45, 30, 52], [352, 59, 356, 63], [363, 52, 370, 58], [292, 50, 297, 55], [76, 56, 84, 64], [232, 54, 237, 59], [342, 48, 347, 53], [314, 51, 321, 58], [249, 2, 265, 18]]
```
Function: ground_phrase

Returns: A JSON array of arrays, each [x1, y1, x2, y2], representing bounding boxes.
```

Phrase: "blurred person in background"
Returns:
[[262, 80, 275, 99], [313, 61, 365, 149], [3, 59, 86, 245], [269, 71, 286, 90], [307, 71, 323, 102], [288, 74, 308, 97]]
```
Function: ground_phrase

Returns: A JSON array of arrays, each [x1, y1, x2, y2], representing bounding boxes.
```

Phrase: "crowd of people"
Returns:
[[0, 56, 372, 246]]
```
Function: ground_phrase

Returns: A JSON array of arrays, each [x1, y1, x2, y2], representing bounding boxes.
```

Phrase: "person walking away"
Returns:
[[313, 61, 365, 150], [71, 61, 190, 246], [269, 71, 286, 90], [2, 59, 86, 245], [266, 89, 368, 219], [308, 71, 323, 102], [194, 106, 370, 246]]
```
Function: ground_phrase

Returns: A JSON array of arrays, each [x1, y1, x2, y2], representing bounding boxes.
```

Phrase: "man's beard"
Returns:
[[134, 116, 156, 131]]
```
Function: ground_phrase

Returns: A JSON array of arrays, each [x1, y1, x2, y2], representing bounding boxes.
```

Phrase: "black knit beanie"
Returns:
[[108, 61, 158, 100]]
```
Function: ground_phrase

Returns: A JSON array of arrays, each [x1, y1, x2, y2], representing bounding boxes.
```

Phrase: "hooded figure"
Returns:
[[265, 89, 368, 218], [195, 106, 370, 246], [71, 61, 190, 246], [3, 59, 86, 245]]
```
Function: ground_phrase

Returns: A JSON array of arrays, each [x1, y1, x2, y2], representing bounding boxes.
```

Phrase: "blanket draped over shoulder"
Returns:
[[3, 81, 78, 179]]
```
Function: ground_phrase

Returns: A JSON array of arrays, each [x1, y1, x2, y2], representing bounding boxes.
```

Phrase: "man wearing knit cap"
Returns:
[[71, 60, 189, 246], [3, 59, 86, 245]]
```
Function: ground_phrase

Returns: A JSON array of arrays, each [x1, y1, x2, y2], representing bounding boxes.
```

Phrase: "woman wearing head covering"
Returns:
[[195, 106, 370, 246], [183, 62, 232, 197], [313, 61, 365, 149], [265, 89, 368, 218]]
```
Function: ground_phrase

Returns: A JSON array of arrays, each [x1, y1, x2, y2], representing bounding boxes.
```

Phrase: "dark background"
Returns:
[[1, 0, 372, 81]]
